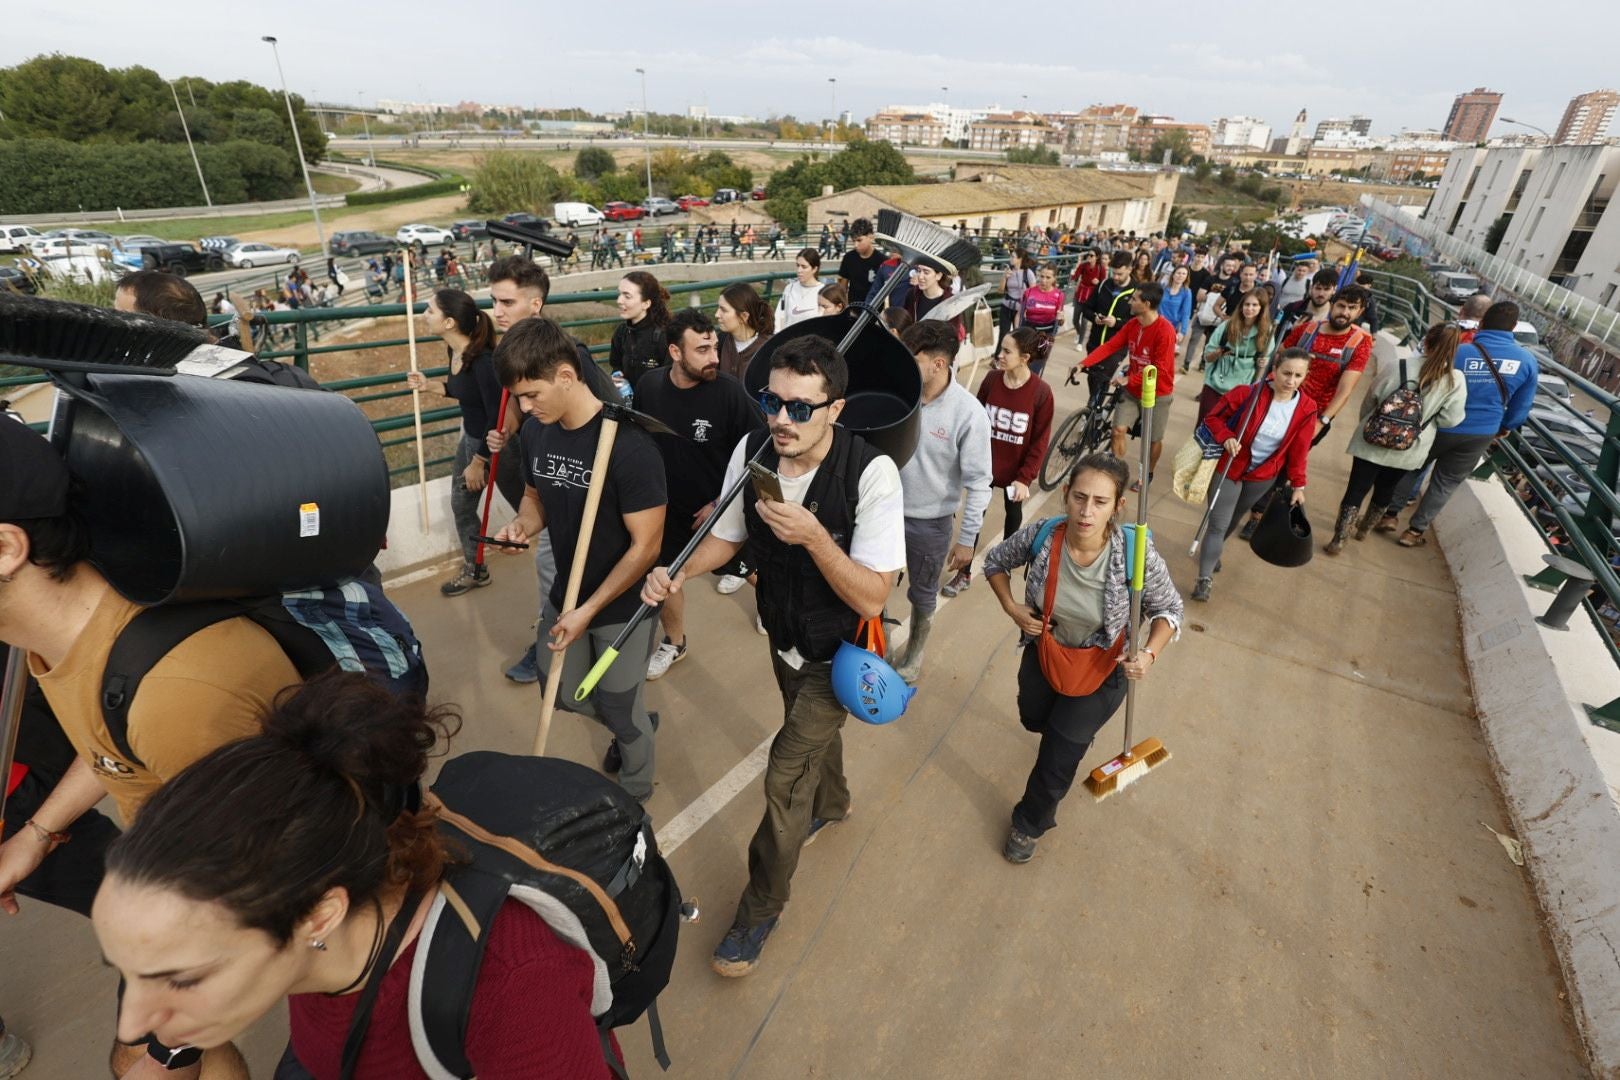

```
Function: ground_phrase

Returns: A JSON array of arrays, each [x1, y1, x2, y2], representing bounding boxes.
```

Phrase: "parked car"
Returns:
[[1433, 271, 1482, 304], [1536, 374, 1573, 406], [115, 234, 167, 253], [330, 230, 395, 257], [30, 236, 114, 258], [225, 241, 301, 268], [1525, 406, 1604, 448], [553, 202, 605, 227], [0, 266, 37, 294], [452, 219, 490, 241], [750, 186, 767, 201], [603, 201, 646, 222], [501, 212, 551, 230], [396, 224, 456, 247], [641, 197, 678, 217], [675, 195, 709, 211], [711, 188, 739, 205], [42, 228, 117, 246], [0, 225, 44, 253], [141, 242, 225, 275]]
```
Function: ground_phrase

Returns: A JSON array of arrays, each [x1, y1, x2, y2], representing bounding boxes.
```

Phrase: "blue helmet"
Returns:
[[831, 619, 915, 725]]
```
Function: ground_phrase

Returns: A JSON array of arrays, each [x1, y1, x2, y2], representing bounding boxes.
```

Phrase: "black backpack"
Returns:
[[404, 753, 682, 1080], [100, 578, 428, 769], [230, 356, 324, 390]]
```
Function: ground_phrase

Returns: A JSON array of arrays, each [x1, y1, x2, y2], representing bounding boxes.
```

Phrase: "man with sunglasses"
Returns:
[[640, 336, 904, 978]]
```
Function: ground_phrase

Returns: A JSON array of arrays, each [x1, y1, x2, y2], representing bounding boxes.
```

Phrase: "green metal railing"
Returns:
[[1360, 269, 1620, 689]]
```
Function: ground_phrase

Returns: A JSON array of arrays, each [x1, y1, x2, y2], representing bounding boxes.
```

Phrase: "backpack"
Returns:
[[230, 356, 324, 390], [1297, 321, 1369, 367], [404, 752, 681, 1080], [1197, 288, 1223, 327], [100, 578, 427, 769], [1361, 358, 1428, 451]]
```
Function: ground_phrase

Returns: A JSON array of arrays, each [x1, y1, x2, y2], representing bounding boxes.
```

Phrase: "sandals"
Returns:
[[1397, 529, 1427, 548]]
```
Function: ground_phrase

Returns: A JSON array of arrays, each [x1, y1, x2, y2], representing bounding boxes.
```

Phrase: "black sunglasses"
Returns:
[[756, 390, 834, 424]]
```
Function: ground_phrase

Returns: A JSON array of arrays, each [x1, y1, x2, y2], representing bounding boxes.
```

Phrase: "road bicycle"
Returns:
[[1038, 368, 1120, 491]]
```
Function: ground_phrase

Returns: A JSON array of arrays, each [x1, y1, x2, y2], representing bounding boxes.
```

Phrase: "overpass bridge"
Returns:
[[1, 264, 1615, 1078]]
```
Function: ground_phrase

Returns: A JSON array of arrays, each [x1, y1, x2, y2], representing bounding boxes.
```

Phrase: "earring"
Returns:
[[310, 940, 327, 952]]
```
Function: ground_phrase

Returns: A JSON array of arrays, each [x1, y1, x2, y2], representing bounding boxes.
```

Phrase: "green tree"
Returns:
[[1148, 128, 1195, 165], [574, 146, 617, 180], [1006, 146, 1060, 165], [763, 139, 915, 231], [1484, 213, 1511, 254], [1193, 160, 1214, 182], [231, 108, 287, 149], [0, 54, 119, 141], [467, 150, 569, 214]]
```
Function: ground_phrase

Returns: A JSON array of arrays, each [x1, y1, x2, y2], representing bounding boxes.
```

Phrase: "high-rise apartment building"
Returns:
[[1554, 89, 1620, 145], [1444, 88, 1501, 143]]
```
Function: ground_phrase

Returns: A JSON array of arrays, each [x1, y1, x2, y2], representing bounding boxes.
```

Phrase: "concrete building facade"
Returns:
[[1444, 88, 1501, 144], [1126, 117, 1212, 159], [968, 112, 1057, 152], [1212, 115, 1273, 150], [865, 111, 948, 147], [1065, 104, 1141, 157], [1555, 89, 1620, 145]]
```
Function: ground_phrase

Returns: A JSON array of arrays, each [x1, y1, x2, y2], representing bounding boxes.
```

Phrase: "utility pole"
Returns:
[[828, 77, 837, 156], [170, 78, 212, 207], [636, 67, 652, 200], [262, 36, 327, 257]]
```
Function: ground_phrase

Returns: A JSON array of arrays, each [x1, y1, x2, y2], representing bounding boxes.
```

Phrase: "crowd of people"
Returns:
[[0, 208, 1566, 1079]]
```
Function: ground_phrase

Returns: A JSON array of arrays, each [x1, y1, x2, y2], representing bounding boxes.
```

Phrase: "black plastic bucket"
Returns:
[[745, 311, 922, 467], [59, 373, 390, 604]]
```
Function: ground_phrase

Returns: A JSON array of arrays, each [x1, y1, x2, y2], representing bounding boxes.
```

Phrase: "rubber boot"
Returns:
[[894, 606, 934, 684], [1354, 503, 1388, 542], [1323, 506, 1359, 556]]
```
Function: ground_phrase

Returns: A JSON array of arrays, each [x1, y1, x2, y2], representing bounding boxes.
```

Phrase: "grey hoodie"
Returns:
[[899, 379, 993, 542]]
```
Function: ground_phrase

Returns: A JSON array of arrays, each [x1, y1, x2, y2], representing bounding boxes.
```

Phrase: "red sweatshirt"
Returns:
[[1082, 313, 1178, 398], [1203, 383, 1318, 487], [288, 900, 621, 1079], [977, 370, 1055, 487]]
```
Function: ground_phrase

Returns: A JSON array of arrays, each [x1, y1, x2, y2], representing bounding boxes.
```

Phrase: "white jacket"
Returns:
[[776, 279, 824, 329]]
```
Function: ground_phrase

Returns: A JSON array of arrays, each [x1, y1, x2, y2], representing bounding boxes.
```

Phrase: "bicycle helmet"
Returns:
[[831, 618, 915, 725]]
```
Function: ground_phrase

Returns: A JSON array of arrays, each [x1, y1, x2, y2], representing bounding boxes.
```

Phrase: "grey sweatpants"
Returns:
[[450, 433, 526, 567], [534, 602, 659, 801], [1197, 476, 1275, 579], [1399, 432, 1495, 534], [904, 514, 958, 613]]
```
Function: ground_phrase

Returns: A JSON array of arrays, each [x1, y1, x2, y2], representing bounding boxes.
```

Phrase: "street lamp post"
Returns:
[[636, 67, 652, 201], [828, 77, 837, 155], [358, 91, 373, 156], [1501, 116, 1553, 142], [169, 78, 212, 207], [261, 36, 327, 257], [941, 86, 951, 147]]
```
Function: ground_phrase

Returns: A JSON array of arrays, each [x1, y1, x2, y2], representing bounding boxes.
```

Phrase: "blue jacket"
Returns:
[[1444, 328, 1538, 436], [1159, 286, 1192, 336]]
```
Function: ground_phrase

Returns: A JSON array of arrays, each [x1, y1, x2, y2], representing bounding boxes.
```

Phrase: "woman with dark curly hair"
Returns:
[[609, 269, 672, 379]]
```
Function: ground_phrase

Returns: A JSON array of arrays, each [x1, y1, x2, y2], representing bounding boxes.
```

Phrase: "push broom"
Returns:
[[1085, 366, 1171, 801], [571, 209, 981, 701]]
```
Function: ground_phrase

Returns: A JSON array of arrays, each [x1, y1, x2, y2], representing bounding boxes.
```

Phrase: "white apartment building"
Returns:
[[881, 102, 995, 143], [1211, 115, 1273, 149]]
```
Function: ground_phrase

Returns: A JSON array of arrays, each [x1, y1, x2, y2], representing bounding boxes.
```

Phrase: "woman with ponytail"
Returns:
[[716, 281, 774, 382], [975, 327, 1056, 544], [93, 672, 622, 1079], [1323, 321, 1469, 555], [407, 288, 518, 597], [609, 270, 673, 379]]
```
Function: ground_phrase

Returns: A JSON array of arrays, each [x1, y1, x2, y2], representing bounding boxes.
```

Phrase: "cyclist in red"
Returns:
[[1076, 282, 1177, 489]]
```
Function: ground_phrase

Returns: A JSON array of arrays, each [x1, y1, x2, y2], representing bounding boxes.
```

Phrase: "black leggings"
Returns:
[[1011, 647, 1127, 837], [1002, 488, 1024, 539], [1339, 455, 1414, 512]]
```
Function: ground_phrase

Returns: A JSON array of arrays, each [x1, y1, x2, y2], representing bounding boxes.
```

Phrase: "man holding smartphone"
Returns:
[[640, 336, 904, 978]]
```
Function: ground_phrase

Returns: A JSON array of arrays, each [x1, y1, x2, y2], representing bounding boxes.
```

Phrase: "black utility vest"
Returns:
[[742, 426, 881, 664]]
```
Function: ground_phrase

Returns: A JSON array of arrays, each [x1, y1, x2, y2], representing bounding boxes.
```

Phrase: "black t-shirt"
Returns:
[[443, 347, 502, 445], [908, 289, 950, 322], [632, 369, 765, 521], [519, 411, 667, 626], [837, 248, 887, 305], [1221, 277, 1255, 315], [1188, 268, 1215, 299]]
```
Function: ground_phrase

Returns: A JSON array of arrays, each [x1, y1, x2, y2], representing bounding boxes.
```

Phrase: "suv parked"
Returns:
[[641, 197, 678, 216], [711, 188, 739, 204], [141, 242, 225, 275], [330, 230, 395, 257], [603, 202, 646, 222], [452, 219, 490, 241]]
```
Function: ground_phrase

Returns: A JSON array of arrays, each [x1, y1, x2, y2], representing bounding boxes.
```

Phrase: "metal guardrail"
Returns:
[[1358, 268, 1620, 677]]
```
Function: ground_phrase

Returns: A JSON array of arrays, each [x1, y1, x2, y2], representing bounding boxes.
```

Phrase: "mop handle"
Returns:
[[574, 437, 772, 701], [1188, 357, 1276, 555], [474, 388, 511, 566], [0, 648, 28, 833], [1122, 366, 1156, 756]]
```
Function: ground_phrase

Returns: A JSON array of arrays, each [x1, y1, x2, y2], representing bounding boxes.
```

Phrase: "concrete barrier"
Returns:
[[1436, 475, 1620, 1077]]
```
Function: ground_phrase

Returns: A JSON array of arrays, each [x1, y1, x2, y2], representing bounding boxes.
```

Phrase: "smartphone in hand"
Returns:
[[746, 460, 784, 503]]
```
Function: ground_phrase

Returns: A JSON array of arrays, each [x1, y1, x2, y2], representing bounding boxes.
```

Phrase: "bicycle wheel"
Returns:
[[1038, 407, 1089, 491], [1080, 390, 1119, 456]]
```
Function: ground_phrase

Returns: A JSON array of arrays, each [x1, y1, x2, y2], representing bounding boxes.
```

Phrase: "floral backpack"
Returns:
[[1361, 358, 1429, 451]]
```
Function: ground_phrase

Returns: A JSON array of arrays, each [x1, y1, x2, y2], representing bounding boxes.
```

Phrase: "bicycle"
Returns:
[[1038, 367, 1119, 492]]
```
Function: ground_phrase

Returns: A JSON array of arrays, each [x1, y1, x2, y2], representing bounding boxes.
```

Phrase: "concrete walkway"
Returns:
[[0, 337, 1585, 1077]]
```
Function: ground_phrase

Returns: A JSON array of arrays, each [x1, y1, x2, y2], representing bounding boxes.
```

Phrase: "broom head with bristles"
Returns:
[[0, 292, 201, 376], [873, 209, 982, 276], [1085, 737, 1171, 801]]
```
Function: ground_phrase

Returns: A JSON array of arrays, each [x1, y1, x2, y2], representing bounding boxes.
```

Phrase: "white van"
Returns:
[[0, 225, 43, 254], [553, 202, 605, 227]]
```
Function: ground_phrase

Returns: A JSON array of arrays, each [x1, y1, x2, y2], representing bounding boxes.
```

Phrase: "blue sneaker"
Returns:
[[711, 915, 780, 978], [803, 806, 850, 848], [505, 643, 539, 684]]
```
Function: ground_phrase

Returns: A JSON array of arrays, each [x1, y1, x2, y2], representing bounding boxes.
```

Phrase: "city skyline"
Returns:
[[6, 0, 1614, 140]]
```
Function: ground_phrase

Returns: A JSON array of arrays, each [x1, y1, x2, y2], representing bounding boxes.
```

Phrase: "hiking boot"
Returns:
[[1237, 515, 1260, 542], [504, 642, 539, 684], [716, 573, 747, 595], [1191, 577, 1212, 602], [803, 807, 850, 848], [0, 1032, 31, 1080], [711, 915, 780, 977], [439, 563, 490, 596], [645, 637, 687, 681], [1374, 512, 1400, 533], [940, 568, 972, 598], [1323, 506, 1359, 556], [1354, 504, 1388, 542], [604, 711, 659, 774], [1003, 828, 1038, 864]]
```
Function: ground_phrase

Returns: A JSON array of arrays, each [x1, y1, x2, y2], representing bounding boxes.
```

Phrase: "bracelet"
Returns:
[[24, 820, 70, 848], [1141, 647, 1157, 662]]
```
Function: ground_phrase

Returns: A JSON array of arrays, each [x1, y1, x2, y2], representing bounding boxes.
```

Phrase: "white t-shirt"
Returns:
[[1248, 394, 1301, 467], [712, 434, 906, 666]]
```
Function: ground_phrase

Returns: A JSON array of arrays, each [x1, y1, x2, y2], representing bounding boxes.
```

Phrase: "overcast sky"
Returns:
[[7, 1, 1614, 138]]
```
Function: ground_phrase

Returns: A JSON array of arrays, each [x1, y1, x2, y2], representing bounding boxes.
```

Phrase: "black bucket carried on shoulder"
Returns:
[[58, 372, 389, 604]]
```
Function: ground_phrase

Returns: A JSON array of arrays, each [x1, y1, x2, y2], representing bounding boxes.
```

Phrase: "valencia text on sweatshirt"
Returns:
[[898, 380, 993, 543]]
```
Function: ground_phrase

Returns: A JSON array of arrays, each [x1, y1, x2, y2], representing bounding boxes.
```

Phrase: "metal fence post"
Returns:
[[1580, 408, 1620, 549], [293, 320, 310, 373]]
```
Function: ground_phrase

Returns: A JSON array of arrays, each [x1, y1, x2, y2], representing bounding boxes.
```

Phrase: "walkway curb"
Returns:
[[1438, 476, 1620, 1078]]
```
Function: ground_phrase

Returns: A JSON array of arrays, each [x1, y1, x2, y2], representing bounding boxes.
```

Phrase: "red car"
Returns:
[[675, 195, 710, 211], [751, 186, 767, 201], [603, 202, 646, 222]]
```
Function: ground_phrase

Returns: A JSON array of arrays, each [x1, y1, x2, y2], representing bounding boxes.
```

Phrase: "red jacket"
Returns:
[[1204, 383, 1318, 488], [1081, 314, 1178, 398]]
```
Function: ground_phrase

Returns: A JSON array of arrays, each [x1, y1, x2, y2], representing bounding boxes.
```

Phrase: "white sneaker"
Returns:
[[646, 638, 687, 680], [716, 574, 747, 595], [755, 615, 768, 636]]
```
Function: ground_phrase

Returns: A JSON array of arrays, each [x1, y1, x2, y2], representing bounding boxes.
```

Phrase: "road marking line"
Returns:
[[655, 480, 1066, 856]]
